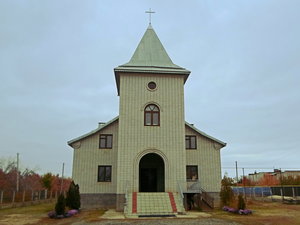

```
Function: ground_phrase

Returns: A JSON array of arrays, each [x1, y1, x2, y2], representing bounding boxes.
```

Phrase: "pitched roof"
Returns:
[[120, 24, 187, 69], [114, 25, 190, 95], [67, 117, 118, 146], [68, 116, 226, 148], [185, 122, 226, 147]]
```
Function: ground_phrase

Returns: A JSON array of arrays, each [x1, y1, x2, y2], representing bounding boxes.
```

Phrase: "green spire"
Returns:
[[115, 25, 190, 73], [114, 25, 190, 95], [123, 24, 181, 68]]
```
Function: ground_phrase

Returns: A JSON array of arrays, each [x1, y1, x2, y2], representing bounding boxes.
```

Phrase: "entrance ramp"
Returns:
[[125, 192, 185, 218]]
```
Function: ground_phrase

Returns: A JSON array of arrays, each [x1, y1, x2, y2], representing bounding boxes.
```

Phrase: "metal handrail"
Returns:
[[124, 180, 130, 214], [177, 181, 185, 211], [177, 180, 214, 209], [177, 181, 184, 199], [125, 180, 129, 202], [199, 187, 214, 208]]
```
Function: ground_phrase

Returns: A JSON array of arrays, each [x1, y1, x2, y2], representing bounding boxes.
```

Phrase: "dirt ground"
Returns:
[[0, 200, 299, 225], [211, 200, 300, 225]]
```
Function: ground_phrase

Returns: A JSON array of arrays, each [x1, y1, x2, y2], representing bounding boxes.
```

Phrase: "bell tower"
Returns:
[[114, 24, 190, 207]]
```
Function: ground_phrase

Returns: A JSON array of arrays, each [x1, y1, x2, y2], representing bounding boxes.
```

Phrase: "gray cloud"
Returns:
[[1, 0, 299, 177]]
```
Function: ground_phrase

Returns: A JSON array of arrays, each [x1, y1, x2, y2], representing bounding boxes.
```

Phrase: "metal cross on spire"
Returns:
[[145, 8, 155, 24]]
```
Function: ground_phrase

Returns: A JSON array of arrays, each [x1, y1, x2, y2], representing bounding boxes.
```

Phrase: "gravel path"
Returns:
[[73, 218, 242, 225]]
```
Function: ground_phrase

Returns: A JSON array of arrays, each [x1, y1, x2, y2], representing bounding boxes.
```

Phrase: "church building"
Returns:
[[68, 24, 226, 216]]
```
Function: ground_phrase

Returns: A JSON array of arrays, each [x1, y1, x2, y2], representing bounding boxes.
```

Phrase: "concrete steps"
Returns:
[[125, 192, 185, 218]]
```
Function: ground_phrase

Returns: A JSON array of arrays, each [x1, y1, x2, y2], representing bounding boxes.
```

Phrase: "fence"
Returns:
[[271, 186, 300, 198], [232, 186, 300, 200], [0, 190, 63, 208]]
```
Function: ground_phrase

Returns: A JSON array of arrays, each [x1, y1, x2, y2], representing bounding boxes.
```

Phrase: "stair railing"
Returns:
[[177, 181, 185, 210], [186, 180, 201, 192], [124, 180, 130, 214], [199, 187, 214, 209], [177, 180, 215, 209]]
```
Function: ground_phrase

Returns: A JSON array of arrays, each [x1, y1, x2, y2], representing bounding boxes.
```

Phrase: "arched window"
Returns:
[[144, 104, 160, 126]]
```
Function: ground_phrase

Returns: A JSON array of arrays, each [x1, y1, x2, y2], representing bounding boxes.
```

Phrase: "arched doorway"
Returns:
[[139, 153, 165, 192]]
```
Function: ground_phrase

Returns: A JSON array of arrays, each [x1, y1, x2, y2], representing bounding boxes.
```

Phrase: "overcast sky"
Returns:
[[1, 0, 299, 178]]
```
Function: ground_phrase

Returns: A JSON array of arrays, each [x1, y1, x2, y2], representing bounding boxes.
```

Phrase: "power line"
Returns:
[[222, 167, 300, 170]]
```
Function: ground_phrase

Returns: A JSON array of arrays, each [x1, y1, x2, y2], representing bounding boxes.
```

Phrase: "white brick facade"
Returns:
[[68, 25, 226, 209]]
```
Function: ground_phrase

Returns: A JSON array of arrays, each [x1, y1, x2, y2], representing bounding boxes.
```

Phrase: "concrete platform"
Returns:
[[101, 209, 211, 220]]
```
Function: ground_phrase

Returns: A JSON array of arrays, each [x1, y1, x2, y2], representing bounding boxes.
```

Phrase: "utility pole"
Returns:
[[16, 153, 19, 192], [235, 161, 238, 184], [280, 168, 284, 202], [60, 163, 65, 194], [243, 167, 247, 200]]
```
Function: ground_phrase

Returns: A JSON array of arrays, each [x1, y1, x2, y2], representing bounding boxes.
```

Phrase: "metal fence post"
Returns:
[[12, 191, 15, 203], [0, 191, 3, 204], [270, 187, 273, 201], [292, 187, 295, 198], [22, 190, 25, 202]]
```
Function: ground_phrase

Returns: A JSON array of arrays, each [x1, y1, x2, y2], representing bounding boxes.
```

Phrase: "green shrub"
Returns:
[[66, 181, 81, 209], [237, 194, 246, 210], [41, 172, 54, 190], [55, 194, 66, 215], [220, 175, 234, 206]]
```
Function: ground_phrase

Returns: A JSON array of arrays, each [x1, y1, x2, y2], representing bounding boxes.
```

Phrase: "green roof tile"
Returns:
[[123, 24, 182, 68]]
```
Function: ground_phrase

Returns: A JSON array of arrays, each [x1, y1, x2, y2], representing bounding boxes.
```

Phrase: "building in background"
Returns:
[[248, 169, 300, 184]]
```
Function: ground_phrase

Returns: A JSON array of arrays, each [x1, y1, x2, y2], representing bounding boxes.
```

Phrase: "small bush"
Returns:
[[223, 206, 238, 213], [220, 175, 234, 206], [223, 206, 252, 215], [237, 194, 246, 210], [68, 209, 79, 216], [66, 181, 81, 209], [238, 209, 252, 215], [48, 209, 79, 219], [55, 194, 66, 215], [47, 211, 56, 218]]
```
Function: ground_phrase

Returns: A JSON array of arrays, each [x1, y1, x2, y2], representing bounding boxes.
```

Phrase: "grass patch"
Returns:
[[0, 203, 106, 225], [212, 201, 300, 225], [0, 202, 55, 216]]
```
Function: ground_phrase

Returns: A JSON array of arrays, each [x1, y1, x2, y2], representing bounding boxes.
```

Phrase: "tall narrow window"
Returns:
[[144, 104, 160, 126], [98, 166, 112, 182], [186, 135, 197, 149], [99, 134, 113, 149], [186, 166, 198, 181]]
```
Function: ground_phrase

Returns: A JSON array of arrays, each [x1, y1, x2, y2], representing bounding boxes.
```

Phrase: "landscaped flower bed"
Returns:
[[48, 209, 79, 219], [223, 206, 252, 215]]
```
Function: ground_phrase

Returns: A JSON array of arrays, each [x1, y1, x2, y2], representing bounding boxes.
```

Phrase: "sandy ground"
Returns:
[[0, 209, 241, 225], [0, 214, 40, 225], [0, 201, 299, 225], [72, 218, 241, 225]]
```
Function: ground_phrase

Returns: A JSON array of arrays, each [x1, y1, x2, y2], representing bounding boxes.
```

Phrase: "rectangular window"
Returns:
[[152, 112, 159, 125], [99, 134, 113, 149], [98, 166, 112, 182], [186, 135, 197, 149], [186, 165, 198, 181], [145, 113, 152, 125]]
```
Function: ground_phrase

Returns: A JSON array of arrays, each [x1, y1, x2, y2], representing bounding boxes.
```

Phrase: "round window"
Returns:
[[148, 82, 157, 90]]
